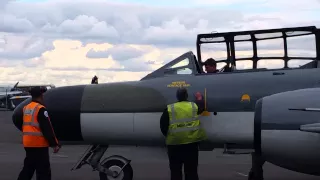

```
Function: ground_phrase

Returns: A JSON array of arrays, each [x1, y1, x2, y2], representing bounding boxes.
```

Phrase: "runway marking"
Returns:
[[235, 172, 248, 177], [52, 154, 68, 158]]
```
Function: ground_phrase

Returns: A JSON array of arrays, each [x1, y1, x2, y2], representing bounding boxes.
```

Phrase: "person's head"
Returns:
[[91, 75, 98, 84], [204, 58, 217, 73], [29, 86, 47, 103], [176, 87, 188, 101]]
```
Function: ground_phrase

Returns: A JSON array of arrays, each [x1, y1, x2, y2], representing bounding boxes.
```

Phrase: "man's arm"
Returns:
[[13, 112, 23, 131], [160, 108, 169, 137], [37, 107, 59, 147], [194, 99, 205, 115]]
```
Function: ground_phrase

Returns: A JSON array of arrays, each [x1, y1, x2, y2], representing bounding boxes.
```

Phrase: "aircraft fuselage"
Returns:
[[11, 25, 320, 179], [12, 67, 320, 176]]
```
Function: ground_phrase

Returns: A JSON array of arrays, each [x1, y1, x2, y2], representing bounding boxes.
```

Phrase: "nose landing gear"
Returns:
[[71, 144, 133, 180]]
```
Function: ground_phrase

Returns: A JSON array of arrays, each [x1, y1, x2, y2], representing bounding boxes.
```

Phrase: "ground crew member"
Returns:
[[160, 87, 207, 180], [91, 75, 98, 84], [16, 86, 61, 180]]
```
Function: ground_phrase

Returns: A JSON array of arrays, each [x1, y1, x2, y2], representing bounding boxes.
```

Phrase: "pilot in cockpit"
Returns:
[[203, 58, 219, 73]]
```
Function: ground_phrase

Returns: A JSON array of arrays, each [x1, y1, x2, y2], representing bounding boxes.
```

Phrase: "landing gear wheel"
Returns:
[[99, 159, 133, 180]]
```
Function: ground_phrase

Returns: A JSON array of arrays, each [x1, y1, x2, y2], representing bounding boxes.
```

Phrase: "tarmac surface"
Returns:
[[1, 109, 320, 180]]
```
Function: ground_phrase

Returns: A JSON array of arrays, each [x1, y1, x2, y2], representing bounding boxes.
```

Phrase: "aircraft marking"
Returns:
[[241, 94, 250, 102], [167, 81, 190, 88]]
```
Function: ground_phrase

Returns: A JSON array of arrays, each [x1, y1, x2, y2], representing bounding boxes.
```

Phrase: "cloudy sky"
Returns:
[[0, 0, 319, 87]]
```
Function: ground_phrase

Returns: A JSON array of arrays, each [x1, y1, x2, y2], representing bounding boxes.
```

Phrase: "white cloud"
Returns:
[[41, 15, 119, 41], [195, 0, 257, 5], [195, 0, 320, 10], [0, 34, 54, 60], [0, 66, 149, 87], [0, 0, 319, 86], [0, 14, 34, 33], [2, 1, 245, 46], [86, 44, 148, 60], [0, 0, 12, 9]]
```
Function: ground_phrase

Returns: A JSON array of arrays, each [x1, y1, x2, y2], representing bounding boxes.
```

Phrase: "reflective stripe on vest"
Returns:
[[168, 102, 199, 134], [166, 101, 207, 145], [23, 104, 43, 136], [22, 102, 49, 147]]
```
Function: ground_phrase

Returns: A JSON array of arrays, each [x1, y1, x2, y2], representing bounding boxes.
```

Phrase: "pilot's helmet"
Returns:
[[28, 86, 47, 97]]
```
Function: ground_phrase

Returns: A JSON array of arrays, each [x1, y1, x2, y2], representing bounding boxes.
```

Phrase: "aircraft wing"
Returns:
[[300, 123, 320, 133], [289, 108, 320, 133], [289, 108, 320, 112], [10, 95, 31, 100], [0, 92, 8, 96], [0, 91, 23, 96]]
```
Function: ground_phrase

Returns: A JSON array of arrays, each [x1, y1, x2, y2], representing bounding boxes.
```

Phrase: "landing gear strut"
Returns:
[[71, 145, 133, 180], [248, 152, 265, 180]]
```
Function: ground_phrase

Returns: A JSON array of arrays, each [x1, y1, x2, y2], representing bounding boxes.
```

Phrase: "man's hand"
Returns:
[[195, 92, 203, 101], [53, 145, 61, 153]]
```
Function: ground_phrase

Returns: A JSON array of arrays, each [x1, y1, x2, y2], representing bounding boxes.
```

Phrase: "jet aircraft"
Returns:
[[0, 82, 21, 95], [1, 82, 56, 110], [0, 82, 24, 110], [12, 26, 320, 180]]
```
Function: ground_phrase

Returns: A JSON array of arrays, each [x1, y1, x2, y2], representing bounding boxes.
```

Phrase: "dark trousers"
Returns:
[[17, 147, 51, 180], [167, 142, 199, 180]]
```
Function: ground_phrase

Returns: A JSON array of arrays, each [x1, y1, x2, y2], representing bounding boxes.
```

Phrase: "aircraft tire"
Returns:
[[99, 159, 133, 180]]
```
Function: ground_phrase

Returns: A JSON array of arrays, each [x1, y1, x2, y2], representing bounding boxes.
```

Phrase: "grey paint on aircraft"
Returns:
[[80, 113, 164, 146], [12, 85, 86, 141], [12, 49, 319, 149], [80, 83, 167, 113], [140, 51, 320, 112], [261, 130, 320, 176], [253, 87, 320, 176], [79, 66, 320, 114], [260, 88, 320, 130], [11, 26, 320, 178], [80, 111, 255, 147]]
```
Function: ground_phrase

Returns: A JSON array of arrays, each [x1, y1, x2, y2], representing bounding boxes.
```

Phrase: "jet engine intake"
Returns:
[[254, 88, 320, 176]]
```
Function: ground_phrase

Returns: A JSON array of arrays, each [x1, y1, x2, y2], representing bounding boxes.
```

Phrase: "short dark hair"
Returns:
[[91, 75, 98, 84], [176, 87, 188, 101], [204, 58, 216, 66], [29, 86, 47, 98]]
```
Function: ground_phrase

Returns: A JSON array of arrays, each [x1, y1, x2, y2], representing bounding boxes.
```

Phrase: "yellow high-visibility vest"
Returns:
[[166, 101, 207, 145]]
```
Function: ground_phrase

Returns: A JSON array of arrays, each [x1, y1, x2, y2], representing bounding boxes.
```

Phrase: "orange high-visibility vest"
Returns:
[[22, 102, 57, 147]]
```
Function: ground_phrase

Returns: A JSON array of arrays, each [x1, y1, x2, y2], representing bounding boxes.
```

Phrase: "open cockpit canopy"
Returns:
[[197, 26, 320, 72], [141, 26, 320, 80]]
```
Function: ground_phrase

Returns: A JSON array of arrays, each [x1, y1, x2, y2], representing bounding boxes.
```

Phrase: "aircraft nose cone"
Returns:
[[12, 97, 31, 130]]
